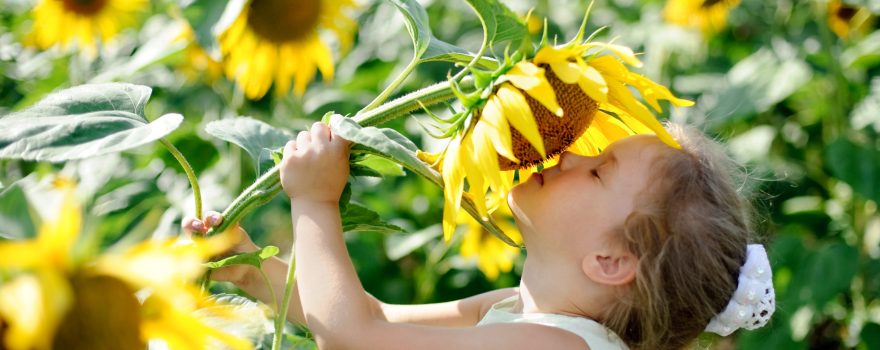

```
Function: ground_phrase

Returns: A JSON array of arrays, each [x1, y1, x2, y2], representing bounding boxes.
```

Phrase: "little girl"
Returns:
[[185, 118, 775, 350]]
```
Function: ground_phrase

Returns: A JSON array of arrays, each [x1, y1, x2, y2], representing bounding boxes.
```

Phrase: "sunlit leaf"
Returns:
[[0, 181, 36, 240], [341, 203, 404, 234], [387, 0, 485, 66], [205, 117, 292, 174], [463, 0, 527, 48], [0, 83, 183, 162], [204, 246, 280, 270], [385, 224, 442, 260]]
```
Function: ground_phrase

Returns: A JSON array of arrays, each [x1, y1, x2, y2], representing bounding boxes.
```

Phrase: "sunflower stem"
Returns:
[[360, 57, 421, 113], [159, 138, 202, 220], [271, 253, 294, 350]]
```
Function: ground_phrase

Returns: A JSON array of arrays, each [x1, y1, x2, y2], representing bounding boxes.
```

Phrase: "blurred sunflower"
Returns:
[[177, 28, 224, 84], [425, 14, 693, 241], [219, 0, 357, 99], [458, 196, 522, 281], [0, 178, 251, 350], [662, 0, 741, 34], [827, 0, 875, 39], [28, 0, 147, 56]]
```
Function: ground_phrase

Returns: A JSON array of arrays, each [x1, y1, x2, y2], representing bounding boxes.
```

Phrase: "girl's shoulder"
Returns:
[[477, 296, 630, 350]]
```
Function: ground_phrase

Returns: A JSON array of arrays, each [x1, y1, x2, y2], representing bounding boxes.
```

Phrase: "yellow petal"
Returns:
[[549, 61, 582, 84], [470, 122, 509, 197], [441, 138, 466, 241], [0, 271, 73, 350], [479, 96, 516, 162], [460, 140, 489, 219], [582, 42, 643, 67], [605, 80, 680, 148], [496, 85, 546, 158], [505, 62, 562, 116], [575, 62, 609, 103]]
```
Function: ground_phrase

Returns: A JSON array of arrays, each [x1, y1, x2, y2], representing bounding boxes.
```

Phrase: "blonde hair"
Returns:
[[602, 124, 752, 350]]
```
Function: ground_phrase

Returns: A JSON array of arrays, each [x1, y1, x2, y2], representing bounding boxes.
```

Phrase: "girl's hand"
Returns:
[[181, 211, 258, 285], [280, 120, 351, 203]]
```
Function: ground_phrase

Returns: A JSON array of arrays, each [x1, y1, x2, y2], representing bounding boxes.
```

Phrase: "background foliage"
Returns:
[[1, 0, 880, 348]]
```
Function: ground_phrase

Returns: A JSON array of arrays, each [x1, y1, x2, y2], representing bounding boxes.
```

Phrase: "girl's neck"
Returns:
[[514, 256, 607, 320]]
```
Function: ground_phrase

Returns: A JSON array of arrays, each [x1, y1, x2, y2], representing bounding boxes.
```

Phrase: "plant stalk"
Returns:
[[159, 138, 202, 220], [272, 252, 297, 350], [360, 57, 421, 113]]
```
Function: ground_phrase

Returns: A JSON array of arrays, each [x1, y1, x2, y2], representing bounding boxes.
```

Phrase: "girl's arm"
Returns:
[[184, 214, 516, 327], [281, 121, 588, 350]]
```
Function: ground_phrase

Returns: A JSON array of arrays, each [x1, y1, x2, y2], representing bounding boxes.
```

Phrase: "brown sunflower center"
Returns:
[[496, 65, 600, 171], [61, 0, 107, 16], [700, 0, 730, 8], [247, 0, 323, 43], [53, 275, 145, 349], [835, 6, 858, 21]]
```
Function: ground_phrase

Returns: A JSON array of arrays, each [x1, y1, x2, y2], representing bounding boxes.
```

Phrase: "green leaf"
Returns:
[[331, 116, 440, 185], [205, 117, 292, 174], [204, 246, 280, 270], [354, 154, 406, 177], [862, 323, 880, 350], [182, 0, 247, 60], [342, 203, 404, 234], [0, 83, 183, 162], [387, 0, 487, 66], [825, 137, 880, 203], [807, 242, 859, 307], [463, 0, 527, 48], [0, 181, 36, 240]]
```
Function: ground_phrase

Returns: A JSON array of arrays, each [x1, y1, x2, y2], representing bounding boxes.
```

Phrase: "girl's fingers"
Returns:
[[205, 211, 223, 228], [296, 130, 311, 149], [182, 217, 206, 234], [311, 122, 330, 145], [283, 140, 296, 157]]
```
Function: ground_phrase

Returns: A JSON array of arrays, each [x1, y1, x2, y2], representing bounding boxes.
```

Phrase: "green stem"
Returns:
[[360, 57, 421, 113], [272, 249, 297, 350], [159, 138, 202, 220]]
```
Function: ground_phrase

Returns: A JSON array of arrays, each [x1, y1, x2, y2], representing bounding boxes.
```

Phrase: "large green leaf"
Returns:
[[204, 246, 280, 270], [205, 117, 293, 174], [463, 0, 527, 48], [825, 137, 880, 203], [807, 242, 859, 307], [0, 83, 183, 162], [0, 181, 36, 240]]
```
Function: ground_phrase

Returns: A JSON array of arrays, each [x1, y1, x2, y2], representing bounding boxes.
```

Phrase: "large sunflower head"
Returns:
[[429, 14, 694, 242], [219, 0, 358, 99], [662, 0, 741, 34], [0, 177, 252, 350], [28, 0, 147, 56]]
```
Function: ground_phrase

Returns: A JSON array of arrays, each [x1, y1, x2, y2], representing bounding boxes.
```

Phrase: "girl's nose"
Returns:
[[558, 151, 597, 170]]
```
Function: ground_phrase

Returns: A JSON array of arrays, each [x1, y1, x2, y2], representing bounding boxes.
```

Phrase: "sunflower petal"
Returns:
[[479, 96, 517, 162], [505, 62, 563, 116], [441, 138, 466, 241], [495, 85, 546, 158]]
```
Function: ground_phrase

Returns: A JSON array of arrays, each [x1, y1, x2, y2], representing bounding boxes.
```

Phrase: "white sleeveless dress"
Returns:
[[476, 296, 630, 350]]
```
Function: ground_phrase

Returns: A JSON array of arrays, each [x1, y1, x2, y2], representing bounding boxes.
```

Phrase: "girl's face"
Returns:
[[508, 134, 668, 252]]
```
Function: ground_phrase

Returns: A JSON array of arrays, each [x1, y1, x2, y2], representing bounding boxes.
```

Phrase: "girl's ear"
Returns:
[[581, 250, 638, 286]]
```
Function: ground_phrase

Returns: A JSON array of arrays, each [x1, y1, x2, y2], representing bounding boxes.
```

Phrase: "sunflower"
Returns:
[[28, 0, 147, 56], [0, 178, 251, 350], [459, 195, 522, 281], [662, 0, 741, 34], [219, 0, 357, 99], [429, 15, 694, 241], [827, 0, 875, 40]]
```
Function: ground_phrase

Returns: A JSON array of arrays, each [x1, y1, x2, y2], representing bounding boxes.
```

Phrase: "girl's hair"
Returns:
[[602, 124, 752, 350]]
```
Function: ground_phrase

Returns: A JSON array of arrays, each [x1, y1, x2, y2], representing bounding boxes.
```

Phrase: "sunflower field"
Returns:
[[0, 0, 879, 349]]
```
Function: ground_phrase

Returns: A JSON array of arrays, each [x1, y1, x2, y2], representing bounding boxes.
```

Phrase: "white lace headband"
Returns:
[[705, 244, 776, 336]]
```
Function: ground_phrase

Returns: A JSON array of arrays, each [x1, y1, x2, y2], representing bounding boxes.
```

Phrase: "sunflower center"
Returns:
[[835, 6, 858, 21], [497, 65, 599, 171], [247, 0, 323, 43], [61, 0, 108, 15], [700, 0, 731, 8]]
